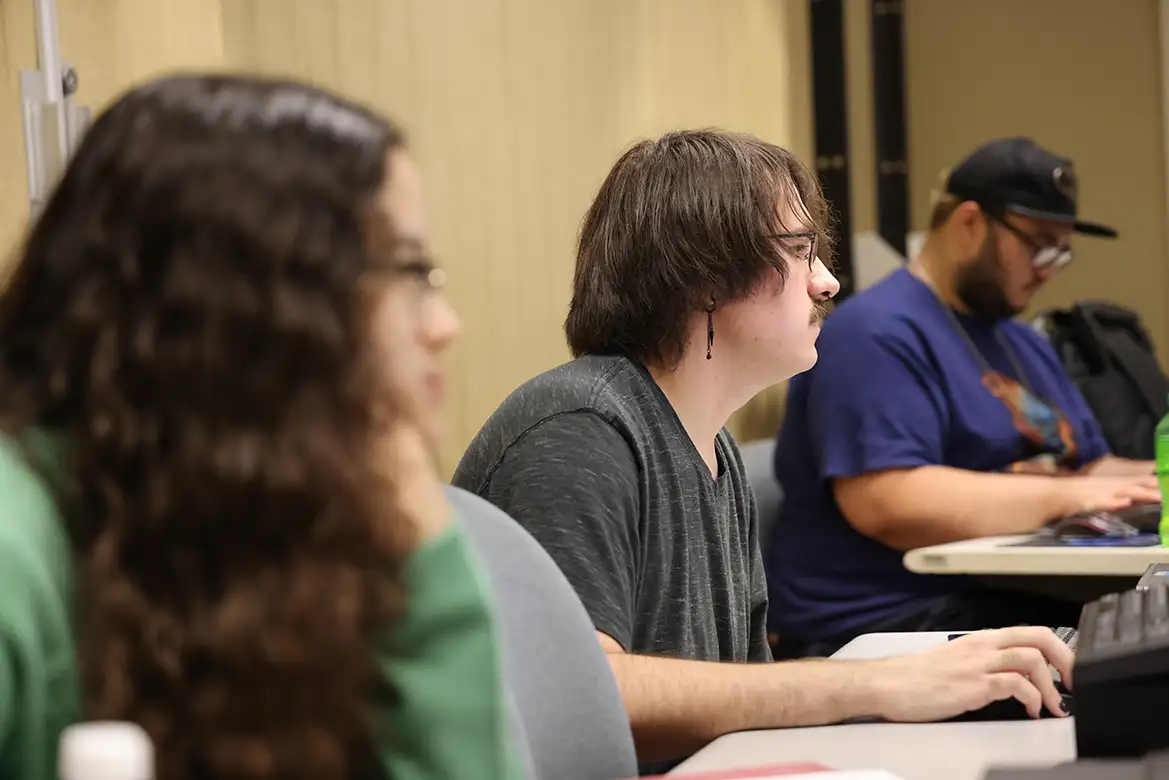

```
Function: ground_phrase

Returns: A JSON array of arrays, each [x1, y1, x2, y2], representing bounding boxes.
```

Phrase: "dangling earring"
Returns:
[[705, 299, 716, 360]]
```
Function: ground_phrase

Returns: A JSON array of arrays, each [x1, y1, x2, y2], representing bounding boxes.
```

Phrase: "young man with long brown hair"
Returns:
[[455, 130, 1075, 770]]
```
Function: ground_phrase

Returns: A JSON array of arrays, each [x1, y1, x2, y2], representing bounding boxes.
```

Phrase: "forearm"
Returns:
[[843, 466, 1072, 551], [607, 653, 881, 762]]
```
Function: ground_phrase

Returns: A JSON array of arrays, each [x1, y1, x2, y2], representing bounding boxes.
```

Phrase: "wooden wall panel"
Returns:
[[221, 0, 806, 468], [0, 0, 38, 265], [844, 0, 875, 234], [1, 0, 807, 463], [0, 0, 225, 273], [58, 0, 224, 107]]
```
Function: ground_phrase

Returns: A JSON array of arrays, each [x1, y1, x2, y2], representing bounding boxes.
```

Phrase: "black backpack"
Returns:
[[1031, 301, 1169, 460]]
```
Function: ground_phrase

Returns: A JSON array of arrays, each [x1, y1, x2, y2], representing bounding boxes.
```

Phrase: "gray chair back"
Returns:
[[739, 438, 783, 548], [446, 486, 638, 780]]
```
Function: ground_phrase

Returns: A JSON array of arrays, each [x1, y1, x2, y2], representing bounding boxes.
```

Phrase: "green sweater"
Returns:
[[0, 438, 520, 780]]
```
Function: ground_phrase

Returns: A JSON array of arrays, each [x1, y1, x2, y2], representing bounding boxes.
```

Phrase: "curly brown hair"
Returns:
[[0, 75, 414, 780]]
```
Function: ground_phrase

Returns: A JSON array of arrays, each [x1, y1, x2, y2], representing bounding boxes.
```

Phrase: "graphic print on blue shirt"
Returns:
[[766, 268, 1110, 643], [983, 369, 1078, 474]]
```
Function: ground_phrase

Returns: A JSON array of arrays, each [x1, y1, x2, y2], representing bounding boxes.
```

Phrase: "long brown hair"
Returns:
[[565, 129, 833, 369], [0, 75, 413, 780]]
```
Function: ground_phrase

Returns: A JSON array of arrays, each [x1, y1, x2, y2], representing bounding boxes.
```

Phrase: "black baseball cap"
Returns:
[[944, 137, 1118, 239]]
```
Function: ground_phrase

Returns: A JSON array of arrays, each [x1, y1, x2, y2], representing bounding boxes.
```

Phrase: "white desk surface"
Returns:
[[668, 632, 1076, 780], [903, 534, 1169, 577]]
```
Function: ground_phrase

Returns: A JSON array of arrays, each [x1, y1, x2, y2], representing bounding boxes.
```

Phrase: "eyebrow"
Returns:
[[396, 236, 425, 251], [1033, 231, 1066, 248], [1004, 215, 1065, 248]]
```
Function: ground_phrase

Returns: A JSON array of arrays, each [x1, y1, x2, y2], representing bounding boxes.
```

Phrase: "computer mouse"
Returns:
[[1112, 502, 1162, 532], [1051, 512, 1140, 539], [946, 688, 1074, 722]]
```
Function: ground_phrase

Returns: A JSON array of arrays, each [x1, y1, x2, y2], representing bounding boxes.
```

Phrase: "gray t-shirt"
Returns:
[[452, 354, 771, 664]]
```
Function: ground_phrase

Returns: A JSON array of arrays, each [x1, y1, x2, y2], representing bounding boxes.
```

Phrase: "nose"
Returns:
[[810, 257, 841, 300], [422, 295, 461, 350]]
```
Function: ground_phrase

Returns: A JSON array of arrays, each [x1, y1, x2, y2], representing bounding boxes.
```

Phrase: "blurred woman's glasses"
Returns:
[[392, 258, 446, 293], [362, 246, 446, 318]]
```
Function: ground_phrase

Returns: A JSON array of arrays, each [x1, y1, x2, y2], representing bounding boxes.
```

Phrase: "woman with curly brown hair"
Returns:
[[0, 74, 519, 780]]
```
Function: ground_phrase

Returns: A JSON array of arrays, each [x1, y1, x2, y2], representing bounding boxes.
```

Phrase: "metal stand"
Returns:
[[19, 0, 90, 217]]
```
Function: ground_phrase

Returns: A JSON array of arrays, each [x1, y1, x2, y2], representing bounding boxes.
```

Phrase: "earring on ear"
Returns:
[[705, 299, 716, 360]]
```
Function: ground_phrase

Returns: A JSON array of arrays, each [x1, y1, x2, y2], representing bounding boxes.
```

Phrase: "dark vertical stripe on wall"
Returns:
[[871, 0, 909, 257], [809, 0, 854, 300]]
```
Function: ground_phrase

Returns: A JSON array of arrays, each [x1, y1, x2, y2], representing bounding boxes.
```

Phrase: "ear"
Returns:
[[949, 201, 987, 246]]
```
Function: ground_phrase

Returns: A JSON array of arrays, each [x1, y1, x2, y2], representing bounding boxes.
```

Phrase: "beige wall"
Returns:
[[219, 0, 811, 468], [844, 0, 877, 235], [0, 0, 226, 267]]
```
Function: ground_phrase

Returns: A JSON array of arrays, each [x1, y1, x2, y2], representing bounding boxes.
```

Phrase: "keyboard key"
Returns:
[[1151, 585, 1169, 619]]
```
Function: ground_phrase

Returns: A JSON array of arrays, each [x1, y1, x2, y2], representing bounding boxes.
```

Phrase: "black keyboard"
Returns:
[[1051, 626, 1077, 686], [1074, 577, 1169, 758], [1078, 587, 1169, 668], [1138, 562, 1169, 590]]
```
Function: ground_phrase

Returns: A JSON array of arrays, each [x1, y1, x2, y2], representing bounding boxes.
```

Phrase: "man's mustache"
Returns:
[[810, 299, 833, 324]]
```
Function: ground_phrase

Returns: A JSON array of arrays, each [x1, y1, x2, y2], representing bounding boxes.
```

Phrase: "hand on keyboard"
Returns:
[[871, 626, 1075, 723], [1062, 474, 1160, 515]]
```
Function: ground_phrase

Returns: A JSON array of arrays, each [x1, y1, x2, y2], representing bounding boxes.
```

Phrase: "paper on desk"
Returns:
[[647, 763, 906, 780], [757, 773, 906, 780]]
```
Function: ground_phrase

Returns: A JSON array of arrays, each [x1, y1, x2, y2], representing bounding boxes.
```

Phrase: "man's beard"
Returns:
[[954, 236, 1020, 321]]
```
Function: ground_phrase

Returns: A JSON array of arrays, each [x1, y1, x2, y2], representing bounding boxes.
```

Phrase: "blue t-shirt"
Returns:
[[766, 268, 1109, 642]]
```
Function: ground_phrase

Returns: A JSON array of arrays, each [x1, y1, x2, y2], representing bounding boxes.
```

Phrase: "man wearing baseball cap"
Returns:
[[766, 138, 1158, 658]]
